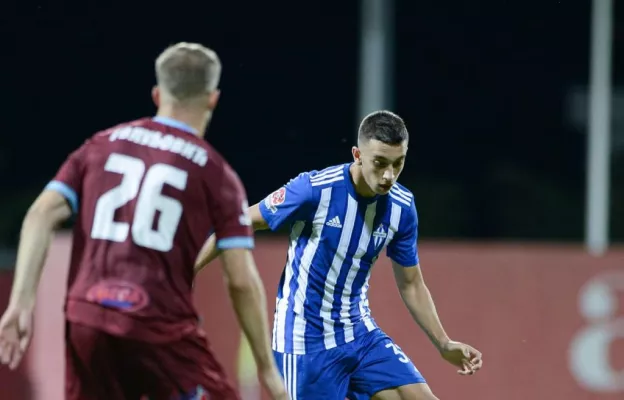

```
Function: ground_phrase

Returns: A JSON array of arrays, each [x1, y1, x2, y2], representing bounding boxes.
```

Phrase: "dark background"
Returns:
[[2, 0, 623, 248]]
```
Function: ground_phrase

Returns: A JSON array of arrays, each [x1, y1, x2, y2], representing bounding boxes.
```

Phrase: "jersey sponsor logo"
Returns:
[[178, 385, 210, 399], [265, 187, 286, 213], [86, 280, 150, 312]]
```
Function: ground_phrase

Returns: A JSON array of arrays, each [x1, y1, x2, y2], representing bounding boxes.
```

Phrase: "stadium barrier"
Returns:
[[9, 234, 623, 400]]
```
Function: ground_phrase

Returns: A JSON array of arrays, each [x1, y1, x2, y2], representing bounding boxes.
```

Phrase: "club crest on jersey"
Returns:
[[265, 187, 286, 213], [373, 224, 387, 248], [86, 280, 149, 312]]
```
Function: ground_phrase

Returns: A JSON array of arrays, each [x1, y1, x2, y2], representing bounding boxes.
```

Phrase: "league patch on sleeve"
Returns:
[[264, 187, 286, 213]]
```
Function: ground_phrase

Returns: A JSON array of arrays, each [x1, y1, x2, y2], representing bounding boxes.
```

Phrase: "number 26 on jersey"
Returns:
[[91, 153, 188, 252]]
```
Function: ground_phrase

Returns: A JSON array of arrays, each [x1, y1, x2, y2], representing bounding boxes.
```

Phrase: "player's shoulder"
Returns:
[[277, 164, 347, 205], [305, 163, 348, 189], [388, 182, 415, 210]]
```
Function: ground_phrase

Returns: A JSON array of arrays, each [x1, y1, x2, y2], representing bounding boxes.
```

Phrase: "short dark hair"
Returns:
[[358, 110, 408, 145]]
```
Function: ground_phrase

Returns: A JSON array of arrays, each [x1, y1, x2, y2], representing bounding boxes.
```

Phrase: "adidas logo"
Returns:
[[325, 216, 342, 228]]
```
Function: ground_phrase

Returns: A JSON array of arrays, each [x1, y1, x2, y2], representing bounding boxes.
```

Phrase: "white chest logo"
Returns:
[[372, 224, 387, 248]]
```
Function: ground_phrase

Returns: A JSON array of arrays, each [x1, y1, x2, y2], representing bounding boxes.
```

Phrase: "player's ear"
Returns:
[[352, 146, 362, 165], [207, 89, 221, 111], [152, 86, 160, 107]]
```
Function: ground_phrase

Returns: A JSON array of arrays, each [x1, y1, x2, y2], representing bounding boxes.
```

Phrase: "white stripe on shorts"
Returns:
[[282, 353, 298, 400]]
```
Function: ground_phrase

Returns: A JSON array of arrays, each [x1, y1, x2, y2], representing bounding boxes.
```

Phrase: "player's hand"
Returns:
[[259, 367, 290, 400], [0, 306, 33, 370], [439, 340, 482, 376]]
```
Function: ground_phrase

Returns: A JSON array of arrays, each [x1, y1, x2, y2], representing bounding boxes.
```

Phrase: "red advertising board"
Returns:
[[21, 235, 624, 399]]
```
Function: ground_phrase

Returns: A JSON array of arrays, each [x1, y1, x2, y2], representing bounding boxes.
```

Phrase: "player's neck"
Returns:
[[349, 163, 377, 198], [155, 108, 210, 138]]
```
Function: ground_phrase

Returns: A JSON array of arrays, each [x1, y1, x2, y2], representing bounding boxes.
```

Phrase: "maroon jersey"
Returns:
[[48, 117, 253, 343]]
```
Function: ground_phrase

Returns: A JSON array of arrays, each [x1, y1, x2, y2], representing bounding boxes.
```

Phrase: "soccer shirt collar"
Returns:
[[152, 116, 199, 135], [344, 163, 381, 204]]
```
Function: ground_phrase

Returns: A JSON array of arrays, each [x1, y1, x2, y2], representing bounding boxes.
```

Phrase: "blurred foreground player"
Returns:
[[0, 42, 287, 400], [195, 111, 483, 399]]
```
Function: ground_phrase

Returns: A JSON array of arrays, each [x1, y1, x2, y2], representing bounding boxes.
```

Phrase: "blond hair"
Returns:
[[155, 42, 221, 103]]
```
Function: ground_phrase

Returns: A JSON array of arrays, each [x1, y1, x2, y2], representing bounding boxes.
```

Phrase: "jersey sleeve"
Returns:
[[44, 141, 89, 214], [205, 163, 254, 250], [258, 172, 314, 231], [386, 200, 419, 267]]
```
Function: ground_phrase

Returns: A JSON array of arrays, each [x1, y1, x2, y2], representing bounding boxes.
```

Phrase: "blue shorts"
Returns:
[[274, 329, 426, 400]]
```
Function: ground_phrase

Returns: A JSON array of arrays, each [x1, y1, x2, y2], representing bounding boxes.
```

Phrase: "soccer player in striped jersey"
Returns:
[[196, 110, 483, 399]]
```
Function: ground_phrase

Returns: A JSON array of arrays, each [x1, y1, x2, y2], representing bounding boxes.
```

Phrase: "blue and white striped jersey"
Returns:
[[259, 163, 419, 355]]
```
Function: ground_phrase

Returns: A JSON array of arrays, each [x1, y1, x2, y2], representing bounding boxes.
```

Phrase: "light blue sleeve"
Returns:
[[386, 200, 419, 267], [45, 181, 79, 214], [258, 173, 313, 231]]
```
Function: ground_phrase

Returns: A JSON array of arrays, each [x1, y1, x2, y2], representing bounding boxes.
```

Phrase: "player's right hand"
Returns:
[[0, 306, 33, 370], [439, 340, 483, 376], [259, 367, 290, 400]]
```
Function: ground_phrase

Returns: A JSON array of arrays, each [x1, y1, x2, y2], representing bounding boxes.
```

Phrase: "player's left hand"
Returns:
[[0, 306, 33, 370], [439, 340, 482, 376]]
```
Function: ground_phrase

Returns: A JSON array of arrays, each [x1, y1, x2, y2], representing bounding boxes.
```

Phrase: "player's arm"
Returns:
[[388, 201, 483, 374], [194, 172, 312, 274], [391, 261, 450, 351], [392, 262, 482, 374], [386, 201, 450, 350], [7, 145, 84, 311], [194, 203, 267, 272], [0, 145, 84, 370], [204, 164, 285, 394], [8, 190, 72, 310]]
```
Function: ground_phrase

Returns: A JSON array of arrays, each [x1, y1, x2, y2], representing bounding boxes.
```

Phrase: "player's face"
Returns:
[[355, 139, 408, 195]]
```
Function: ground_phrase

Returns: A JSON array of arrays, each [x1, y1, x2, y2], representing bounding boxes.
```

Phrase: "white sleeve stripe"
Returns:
[[310, 169, 342, 182], [310, 176, 344, 186], [389, 192, 411, 206], [310, 165, 343, 180], [390, 189, 412, 204], [390, 186, 412, 200], [391, 185, 413, 198]]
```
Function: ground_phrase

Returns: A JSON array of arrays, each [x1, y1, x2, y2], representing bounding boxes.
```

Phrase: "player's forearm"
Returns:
[[398, 282, 450, 351], [227, 275, 276, 372], [9, 211, 56, 310], [194, 235, 220, 274], [195, 208, 269, 275]]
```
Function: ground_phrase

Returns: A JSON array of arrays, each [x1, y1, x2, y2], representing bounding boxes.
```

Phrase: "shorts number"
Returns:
[[386, 342, 410, 364], [91, 153, 188, 252]]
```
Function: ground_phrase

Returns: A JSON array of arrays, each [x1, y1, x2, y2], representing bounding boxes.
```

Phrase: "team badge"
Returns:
[[373, 224, 387, 249]]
